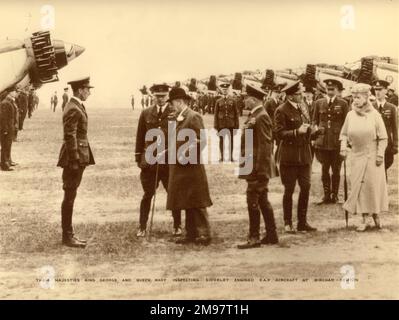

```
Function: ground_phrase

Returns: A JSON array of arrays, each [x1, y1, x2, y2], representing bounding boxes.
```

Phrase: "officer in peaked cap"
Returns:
[[264, 83, 283, 122], [312, 78, 349, 204], [135, 83, 182, 238], [372, 80, 398, 179], [57, 76, 95, 248], [274, 81, 319, 233], [214, 82, 239, 162], [237, 84, 278, 249]]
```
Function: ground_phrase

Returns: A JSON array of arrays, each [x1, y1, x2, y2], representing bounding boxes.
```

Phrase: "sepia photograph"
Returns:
[[0, 0, 398, 303]]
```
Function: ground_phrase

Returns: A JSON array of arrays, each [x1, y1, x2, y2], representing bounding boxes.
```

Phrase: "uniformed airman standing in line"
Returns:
[[303, 86, 316, 159], [135, 84, 182, 237], [61, 87, 69, 111], [372, 80, 398, 179], [214, 83, 239, 162], [313, 79, 349, 204], [206, 91, 216, 114], [51, 91, 58, 112], [16, 88, 28, 131], [27, 88, 35, 119], [0, 88, 17, 171], [274, 81, 319, 233]]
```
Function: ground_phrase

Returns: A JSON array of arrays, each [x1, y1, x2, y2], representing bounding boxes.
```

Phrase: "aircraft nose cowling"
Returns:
[[52, 40, 85, 70]]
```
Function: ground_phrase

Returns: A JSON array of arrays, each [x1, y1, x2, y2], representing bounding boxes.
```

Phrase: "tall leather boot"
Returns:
[[259, 195, 278, 244]]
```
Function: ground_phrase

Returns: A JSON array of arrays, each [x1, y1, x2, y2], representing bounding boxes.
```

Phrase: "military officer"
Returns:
[[51, 91, 58, 112], [57, 77, 95, 248], [237, 84, 278, 249], [61, 87, 69, 111], [135, 84, 182, 237], [28, 88, 35, 118], [314, 82, 327, 101], [313, 79, 349, 204], [16, 88, 28, 131], [274, 81, 318, 233], [372, 80, 398, 179], [0, 88, 17, 171], [264, 84, 283, 120], [214, 83, 239, 162], [303, 86, 316, 159], [387, 88, 398, 106]]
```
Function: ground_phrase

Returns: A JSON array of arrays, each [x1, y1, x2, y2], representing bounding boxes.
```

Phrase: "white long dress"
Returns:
[[339, 108, 389, 214]]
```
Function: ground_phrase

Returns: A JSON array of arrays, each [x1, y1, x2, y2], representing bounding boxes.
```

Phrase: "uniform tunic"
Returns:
[[340, 108, 389, 214]]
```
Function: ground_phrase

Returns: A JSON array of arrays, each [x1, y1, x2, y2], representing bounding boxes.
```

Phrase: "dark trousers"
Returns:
[[19, 110, 27, 130], [218, 128, 235, 161], [139, 165, 181, 230], [185, 208, 211, 240], [280, 164, 311, 227], [0, 132, 12, 169], [315, 149, 342, 196], [61, 166, 85, 236], [246, 179, 277, 240]]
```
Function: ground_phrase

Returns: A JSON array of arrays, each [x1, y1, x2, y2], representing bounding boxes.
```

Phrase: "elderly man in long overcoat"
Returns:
[[166, 87, 212, 245]]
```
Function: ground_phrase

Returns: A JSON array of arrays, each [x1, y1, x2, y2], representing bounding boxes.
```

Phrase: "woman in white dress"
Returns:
[[339, 83, 389, 231]]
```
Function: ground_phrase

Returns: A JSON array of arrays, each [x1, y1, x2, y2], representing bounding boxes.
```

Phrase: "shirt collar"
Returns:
[[328, 96, 336, 104], [288, 99, 299, 109], [157, 104, 167, 112], [377, 99, 386, 107], [250, 104, 264, 114], [71, 96, 83, 105]]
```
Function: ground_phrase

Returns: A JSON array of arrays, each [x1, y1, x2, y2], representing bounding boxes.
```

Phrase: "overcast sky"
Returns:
[[1, 0, 398, 107]]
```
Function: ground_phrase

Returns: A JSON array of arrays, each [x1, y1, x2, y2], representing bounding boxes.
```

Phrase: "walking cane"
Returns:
[[344, 159, 349, 228], [147, 161, 160, 242]]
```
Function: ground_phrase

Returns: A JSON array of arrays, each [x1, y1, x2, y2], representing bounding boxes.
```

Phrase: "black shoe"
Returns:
[[261, 234, 279, 245], [1, 167, 13, 171], [10, 162, 18, 166], [195, 236, 211, 246], [62, 237, 86, 248], [237, 239, 261, 249], [175, 237, 195, 244], [317, 196, 331, 205], [330, 193, 339, 203], [72, 235, 87, 243], [297, 223, 317, 232]]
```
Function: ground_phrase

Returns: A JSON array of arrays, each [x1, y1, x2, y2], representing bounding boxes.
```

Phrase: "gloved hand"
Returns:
[[340, 150, 347, 160]]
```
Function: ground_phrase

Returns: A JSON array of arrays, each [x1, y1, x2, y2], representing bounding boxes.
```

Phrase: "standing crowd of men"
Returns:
[[129, 77, 397, 250], [0, 87, 39, 171]]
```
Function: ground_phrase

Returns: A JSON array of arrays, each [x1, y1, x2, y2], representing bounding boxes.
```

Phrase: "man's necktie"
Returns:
[[158, 106, 163, 118]]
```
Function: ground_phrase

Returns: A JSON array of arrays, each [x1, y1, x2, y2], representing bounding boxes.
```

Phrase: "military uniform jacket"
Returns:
[[0, 97, 16, 134], [214, 96, 239, 130], [57, 97, 95, 168], [312, 96, 349, 150], [135, 103, 175, 168], [238, 105, 274, 180], [388, 93, 398, 107], [274, 100, 314, 166], [373, 101, 398, 154]]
